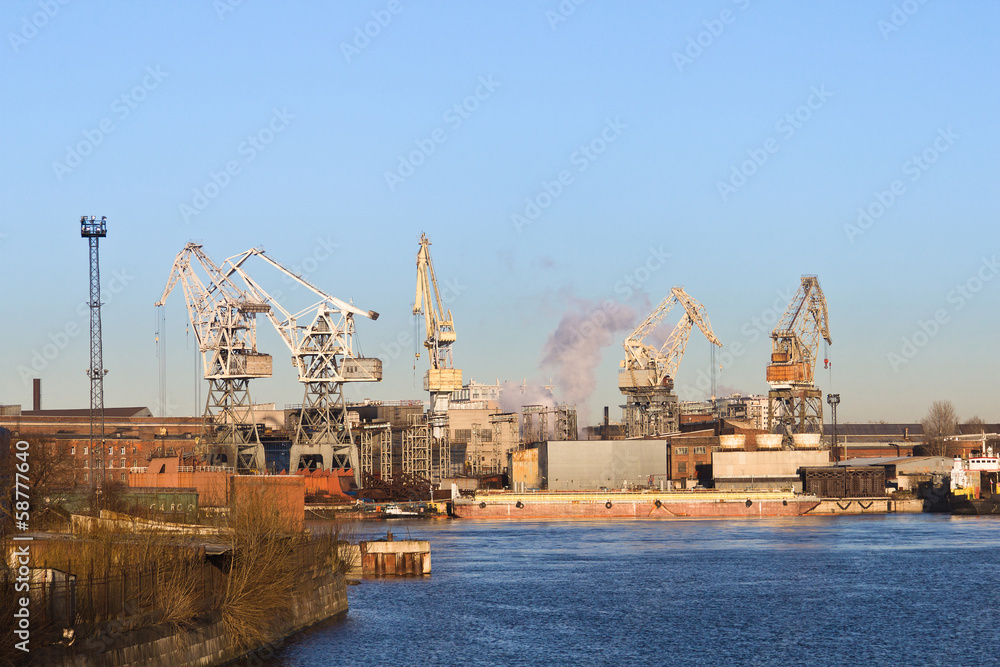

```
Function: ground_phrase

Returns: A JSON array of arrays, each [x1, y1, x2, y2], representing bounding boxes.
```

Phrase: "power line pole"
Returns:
[[81, 215, 108, 500]]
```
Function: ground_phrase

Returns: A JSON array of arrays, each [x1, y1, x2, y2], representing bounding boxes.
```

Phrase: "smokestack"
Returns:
[[603, 406, 609, 441], [32, 378, 41, 412]]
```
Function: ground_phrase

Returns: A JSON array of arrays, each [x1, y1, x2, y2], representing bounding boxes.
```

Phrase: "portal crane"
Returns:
[[413, 233, 461, 439], [227, 250, 381, 481], [766, 275, 832, 442], [619, 287, 722, 438], [156, 244, 272, 472]]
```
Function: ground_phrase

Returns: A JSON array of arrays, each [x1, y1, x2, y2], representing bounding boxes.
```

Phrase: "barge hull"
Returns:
[[452, 495, 819, 519]]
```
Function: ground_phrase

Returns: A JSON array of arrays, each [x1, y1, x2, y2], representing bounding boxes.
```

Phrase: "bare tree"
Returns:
[[921, 401, 958, 456], [965, 416, 986, 428], [0, 436, 75, 535]]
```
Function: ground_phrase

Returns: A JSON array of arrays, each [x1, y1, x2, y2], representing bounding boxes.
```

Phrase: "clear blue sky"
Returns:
[[2, 1, 998, 425]]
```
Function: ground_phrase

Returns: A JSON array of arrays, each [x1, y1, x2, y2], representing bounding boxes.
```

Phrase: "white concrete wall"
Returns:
[[712, 450, 830, 480]]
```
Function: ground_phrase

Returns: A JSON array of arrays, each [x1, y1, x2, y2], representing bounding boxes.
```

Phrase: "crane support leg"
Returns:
[[768, 388, 823, 446]]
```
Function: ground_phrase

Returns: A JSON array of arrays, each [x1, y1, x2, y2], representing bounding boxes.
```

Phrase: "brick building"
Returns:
[[0, 406, 204, 487]]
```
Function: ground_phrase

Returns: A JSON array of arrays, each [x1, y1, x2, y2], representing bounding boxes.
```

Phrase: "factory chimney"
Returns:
[[32, 378, 41, 411], [603, 406, 609, 441]]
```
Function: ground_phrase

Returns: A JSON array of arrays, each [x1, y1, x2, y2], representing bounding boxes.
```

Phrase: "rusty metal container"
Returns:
[[766, 363, 809, 383]]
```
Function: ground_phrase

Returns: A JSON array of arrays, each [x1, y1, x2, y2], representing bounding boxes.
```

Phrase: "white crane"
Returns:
[[226, 249, 381, 480], [156, 243, 272, 472], [413, 233, 461, 439], [619, 286, 722, 438]]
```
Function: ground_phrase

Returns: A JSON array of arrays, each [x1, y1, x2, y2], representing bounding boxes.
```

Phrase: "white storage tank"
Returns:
[[755, 434, 783, 450], [718, 434, 746, 451], [791, 433, 821, 449]]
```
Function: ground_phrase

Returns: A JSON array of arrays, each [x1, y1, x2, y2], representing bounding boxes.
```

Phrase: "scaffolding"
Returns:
[[468, 422, 482, 476], [521, 404, 578, 444], [522, 405, 547, 444], [490, 412, 518, 471], [555, 405, 578, 441], [358, 421, 392, 481], [402, 413, 431, 481]]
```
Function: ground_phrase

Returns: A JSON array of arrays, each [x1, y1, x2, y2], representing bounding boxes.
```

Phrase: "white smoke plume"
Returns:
[[499, 380, 556, 414], [539, 296, 638, 422]]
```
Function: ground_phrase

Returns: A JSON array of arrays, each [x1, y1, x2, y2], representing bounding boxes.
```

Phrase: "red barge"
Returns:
[[450, 490, 821, 519]]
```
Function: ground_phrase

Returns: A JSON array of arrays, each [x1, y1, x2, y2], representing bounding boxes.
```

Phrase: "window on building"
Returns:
[[694, 446, 706, 455], [121, 458, 126, 468], [454, 429, 472, 442], [108, 446, 114, 455], [83, 446, 88, 455], [675, 447, 689, 455], [121, 473, 126, 482], [71, 446, 76, 455], [120, 446, 126, 455], [108, 460, 114, 469], [678, 462, 688, 473], [132, 446, 137, 454]]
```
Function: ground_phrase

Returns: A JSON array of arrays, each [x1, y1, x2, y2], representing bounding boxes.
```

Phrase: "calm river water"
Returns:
[[267, 515, 1000, 666]]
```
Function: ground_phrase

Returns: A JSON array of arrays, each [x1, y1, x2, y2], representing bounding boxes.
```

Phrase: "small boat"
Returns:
[[383, 503, 420, 517]]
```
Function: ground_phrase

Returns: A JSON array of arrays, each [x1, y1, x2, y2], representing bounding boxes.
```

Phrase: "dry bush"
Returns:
[[217, 485, 301, 649], [41, 520, 204, 631]]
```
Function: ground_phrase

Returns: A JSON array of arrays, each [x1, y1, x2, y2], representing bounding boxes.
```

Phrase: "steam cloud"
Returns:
[[539, 296, 638, 422]]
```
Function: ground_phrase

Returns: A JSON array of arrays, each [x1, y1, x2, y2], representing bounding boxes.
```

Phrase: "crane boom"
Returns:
[[620, 286, 721, 438], [767, 276, 831, 387], [222, 248, 382, 478], [621, 286, 722, 389]]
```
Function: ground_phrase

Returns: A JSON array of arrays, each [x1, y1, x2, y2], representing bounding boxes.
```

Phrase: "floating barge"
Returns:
[[450, 490, 820, 519]]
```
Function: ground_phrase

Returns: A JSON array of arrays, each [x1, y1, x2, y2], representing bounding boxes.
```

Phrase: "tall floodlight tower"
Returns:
[[81, 215, 108, 493]]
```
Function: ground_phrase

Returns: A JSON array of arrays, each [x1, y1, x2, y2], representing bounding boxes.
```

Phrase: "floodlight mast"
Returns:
[[81, 216, 108, 496]]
